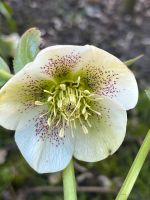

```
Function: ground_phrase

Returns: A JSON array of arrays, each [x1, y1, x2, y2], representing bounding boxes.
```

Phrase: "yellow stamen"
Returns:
[[60, 84, 66, 91], [35, 76, 102, 138]]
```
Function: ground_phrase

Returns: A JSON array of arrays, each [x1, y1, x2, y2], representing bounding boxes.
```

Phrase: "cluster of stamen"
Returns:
[[35, 77, 101, 138]]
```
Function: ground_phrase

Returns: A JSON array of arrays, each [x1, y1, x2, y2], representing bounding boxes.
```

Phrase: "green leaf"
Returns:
[[0, 57, 12, 86], [13, 28, 42, 73], [124, 54, 143, 66], [0, 34, 19, 60], [145, 90, 150, 100], [0, 57, 10, 73], [7, 17, 16, 32], [0, 1, 12, 19], [0, 37, 12, 60], [0, 1, 16, 31]]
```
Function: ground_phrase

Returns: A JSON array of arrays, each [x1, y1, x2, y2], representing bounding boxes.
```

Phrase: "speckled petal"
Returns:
[[73, 96, 127, 162], [0, 63, 50, 130], [77, 45, 138, 110], [15, 106, 74, 173], [30, 45, 92, 80], [0, 45, 92, 130]]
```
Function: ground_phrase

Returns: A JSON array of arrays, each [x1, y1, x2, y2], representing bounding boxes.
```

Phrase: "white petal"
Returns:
[[0, 45, 137, 131], [77, 45, 138, 110], [0, 63, 49, 130], [73, 97, 127, 162], [30, 45, 92, 80], [0, 45, 92, 130], [15, 107, 74, 173]]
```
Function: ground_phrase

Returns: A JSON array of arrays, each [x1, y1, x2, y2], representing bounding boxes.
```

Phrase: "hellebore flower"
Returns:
[[0, 45, 138, 173]]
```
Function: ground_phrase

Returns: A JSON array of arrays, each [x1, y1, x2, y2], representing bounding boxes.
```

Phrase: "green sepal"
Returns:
[[0, 57, 12, 86], [13, 28, 42, 73], [124, 54, 143, 66]]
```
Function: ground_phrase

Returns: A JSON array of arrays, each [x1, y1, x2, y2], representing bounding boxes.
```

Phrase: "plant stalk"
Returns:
[[116, 129, 150, 200], [62, 159, 77, 200]]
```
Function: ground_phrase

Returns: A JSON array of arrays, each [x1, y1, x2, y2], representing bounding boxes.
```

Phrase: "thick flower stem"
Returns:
[[62, 159, 77, 200], [115, 129, 150, 200]]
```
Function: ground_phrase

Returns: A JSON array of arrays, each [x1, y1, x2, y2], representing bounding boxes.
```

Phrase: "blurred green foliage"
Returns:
[[0, 57, 10, 86], [0, 0, 16, 32], [0, 0, 18, 65], [0, 34, 19, 61]]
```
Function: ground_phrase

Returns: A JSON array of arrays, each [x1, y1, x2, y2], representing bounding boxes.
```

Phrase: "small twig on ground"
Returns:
[[25, 186, 115, 194]]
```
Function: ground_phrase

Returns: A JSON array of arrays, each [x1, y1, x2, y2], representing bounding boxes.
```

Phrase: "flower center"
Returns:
[[35, 77, 101, 137]]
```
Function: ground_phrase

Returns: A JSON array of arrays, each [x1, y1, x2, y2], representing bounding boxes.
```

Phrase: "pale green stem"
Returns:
[[0, 69, 13, 81], [116, 130, 150, 200], [62, 159, 77, 200]]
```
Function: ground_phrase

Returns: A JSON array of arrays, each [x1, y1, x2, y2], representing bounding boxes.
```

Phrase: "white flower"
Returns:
[[0, 45, 138, 173]]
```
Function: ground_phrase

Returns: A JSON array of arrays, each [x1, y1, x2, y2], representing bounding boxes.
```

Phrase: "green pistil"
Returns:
[[35, 77, 101, 137]]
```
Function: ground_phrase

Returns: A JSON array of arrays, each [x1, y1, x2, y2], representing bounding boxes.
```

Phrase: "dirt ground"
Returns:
[[6, 0, 150, 87]]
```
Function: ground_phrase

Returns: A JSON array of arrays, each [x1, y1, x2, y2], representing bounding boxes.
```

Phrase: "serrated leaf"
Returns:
[[145, 90, 150, 100], [124, 54, 143, 66], [13, 28, 41, 73]]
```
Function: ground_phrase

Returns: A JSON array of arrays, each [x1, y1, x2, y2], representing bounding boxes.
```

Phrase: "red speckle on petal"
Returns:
[[30, 112, 65, 147], [40, 51, 81, 77], [81, 65, 120, 98]]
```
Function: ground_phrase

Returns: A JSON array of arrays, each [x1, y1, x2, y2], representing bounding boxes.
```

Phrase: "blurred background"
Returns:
[[0, 0, 150, 199]]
